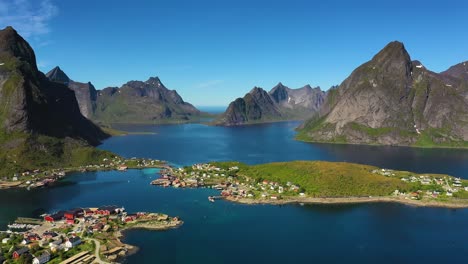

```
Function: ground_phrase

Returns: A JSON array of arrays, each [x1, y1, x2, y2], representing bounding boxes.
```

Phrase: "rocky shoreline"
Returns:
[[224, 196, 468, 209]]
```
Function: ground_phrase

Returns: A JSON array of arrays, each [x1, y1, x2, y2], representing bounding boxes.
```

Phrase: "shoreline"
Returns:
[[0, 161, 171, 190], [224, 196, 468, 209]]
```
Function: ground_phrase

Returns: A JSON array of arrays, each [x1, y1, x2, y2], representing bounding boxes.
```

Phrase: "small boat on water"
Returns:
[[208, 196, 215, 202]]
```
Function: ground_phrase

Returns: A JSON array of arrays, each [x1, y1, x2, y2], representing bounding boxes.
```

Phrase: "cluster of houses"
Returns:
[[374, 168, 468, 199], [154, 163, 306, 201], [4, 156, 167, 191], [1, 230, 81, 264]]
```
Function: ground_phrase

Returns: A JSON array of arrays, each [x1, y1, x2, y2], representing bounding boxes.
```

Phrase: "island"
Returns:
[[152, 161, 468, 208], [0, 206, 182, 264]]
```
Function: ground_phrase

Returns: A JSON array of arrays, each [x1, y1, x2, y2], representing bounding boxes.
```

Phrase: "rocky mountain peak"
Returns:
[[46, 66, 71, 84], [371, 41, 412, 72], [146, 76, 165, 87], [0, 26, 38, 71]]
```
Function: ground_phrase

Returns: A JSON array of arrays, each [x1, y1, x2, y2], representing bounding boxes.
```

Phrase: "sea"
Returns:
[[0, 119, 467, 263]]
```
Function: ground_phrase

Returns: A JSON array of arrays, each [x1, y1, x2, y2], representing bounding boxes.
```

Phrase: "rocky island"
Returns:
[[154, 161, 468, 208]]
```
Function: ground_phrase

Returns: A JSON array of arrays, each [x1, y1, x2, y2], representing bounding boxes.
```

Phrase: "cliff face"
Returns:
[[216, 84, 326, 126], [0, 27, 108, 145], [93, 77, 201, 123], [0, 26, 111, 176], [46, 66, 97, 119], [297, 41, 468, 147]]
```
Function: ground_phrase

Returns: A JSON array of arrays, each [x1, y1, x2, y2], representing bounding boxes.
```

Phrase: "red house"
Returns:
[[12, 247, 29, 259], [44, 211, 65, 222]]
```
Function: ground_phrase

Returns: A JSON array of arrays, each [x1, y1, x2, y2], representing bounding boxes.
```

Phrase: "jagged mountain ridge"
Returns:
[[46, 66, 97, 119], [46, 66, 202, 124], [93, 76, 201, 123], [216, 83, 326, 126], [297, 41, 468, 147]]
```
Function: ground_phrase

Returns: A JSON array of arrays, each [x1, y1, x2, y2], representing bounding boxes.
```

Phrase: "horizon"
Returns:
[[1, 0, 468, 106]]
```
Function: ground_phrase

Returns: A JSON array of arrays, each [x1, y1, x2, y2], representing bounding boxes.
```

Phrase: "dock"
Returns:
[[15, 217, 43, 225], [59, 251, 95, 264]]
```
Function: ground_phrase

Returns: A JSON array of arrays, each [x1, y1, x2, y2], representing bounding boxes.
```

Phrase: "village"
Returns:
[[372, 168, 468, 200], [151, 163, 306, 202], [0, 206, 182, 264], [0, 157, 169, 191]]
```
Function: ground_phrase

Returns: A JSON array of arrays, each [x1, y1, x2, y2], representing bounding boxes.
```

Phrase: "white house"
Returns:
[[2, 238, 9, 244], [65, 236, 81, 249], [32, 251, 50, 264]]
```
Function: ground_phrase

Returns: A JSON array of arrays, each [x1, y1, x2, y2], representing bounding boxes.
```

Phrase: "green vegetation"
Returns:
[[214, 161, 409, 197], [348, 122, 393, 137], [0, 133, 115, 179]]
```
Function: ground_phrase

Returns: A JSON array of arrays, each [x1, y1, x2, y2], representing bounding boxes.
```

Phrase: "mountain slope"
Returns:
[[0, 26, 111, 177], [93, 77, 201, 123], [46, 66, 202, 124], [46, 66, 97, 119], [216, 84, 326, 126], [297, 41, 468, 148]]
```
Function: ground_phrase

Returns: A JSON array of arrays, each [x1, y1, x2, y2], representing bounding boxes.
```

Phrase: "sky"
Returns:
[[1, 0, 468, 106]]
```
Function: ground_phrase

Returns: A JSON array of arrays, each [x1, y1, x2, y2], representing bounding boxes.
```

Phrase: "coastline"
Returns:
[[224, 196, 468, 209]]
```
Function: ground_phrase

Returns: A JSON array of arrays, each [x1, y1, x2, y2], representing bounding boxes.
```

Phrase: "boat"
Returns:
[[208, 196, 215, 202]]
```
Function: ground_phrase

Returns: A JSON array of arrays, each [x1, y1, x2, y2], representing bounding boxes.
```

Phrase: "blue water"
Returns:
[[1, 121, 468, 263]]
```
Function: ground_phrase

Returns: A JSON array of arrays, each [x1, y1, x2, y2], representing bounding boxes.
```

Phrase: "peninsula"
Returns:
[[0, 206, 182, 263], [153, 161, 468, 208]]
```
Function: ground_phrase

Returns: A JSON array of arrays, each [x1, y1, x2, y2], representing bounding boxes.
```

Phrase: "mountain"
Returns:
[[215, 83, 326, 126], [46, 67, 202, 124], [46, 66, 97, 119], [0, 26, 111, 177], [297, 41, 468, 148], [441, 61, 468, 82], [93, 77, 201, 123]]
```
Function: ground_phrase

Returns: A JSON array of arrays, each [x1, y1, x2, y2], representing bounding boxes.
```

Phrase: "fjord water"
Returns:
[[1, 121, 468, 263]]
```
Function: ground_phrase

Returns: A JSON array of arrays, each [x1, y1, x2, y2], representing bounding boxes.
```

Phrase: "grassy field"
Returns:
[[212, 161, 451, 197]]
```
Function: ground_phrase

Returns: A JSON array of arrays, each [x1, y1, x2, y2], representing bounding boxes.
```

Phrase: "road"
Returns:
[[85, 238, 111, 264]]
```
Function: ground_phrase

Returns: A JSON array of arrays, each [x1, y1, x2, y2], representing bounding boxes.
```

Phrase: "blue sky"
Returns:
[[1, 0, 468, 106]]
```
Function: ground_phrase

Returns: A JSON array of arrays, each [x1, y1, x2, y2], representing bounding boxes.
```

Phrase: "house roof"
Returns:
[[69, 236, 81, 243], [15, 247, 29, 254]]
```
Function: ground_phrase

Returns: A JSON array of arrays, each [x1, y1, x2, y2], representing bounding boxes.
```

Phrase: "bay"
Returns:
[[1, 121, 468, 263]]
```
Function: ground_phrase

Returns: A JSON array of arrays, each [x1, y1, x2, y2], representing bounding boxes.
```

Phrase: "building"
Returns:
[[42, 231, 58, 239], [65, 236, 81, 249], [32, 251, 50, 264], [44, 211, 65, 222], [12, 247, 29, 259]]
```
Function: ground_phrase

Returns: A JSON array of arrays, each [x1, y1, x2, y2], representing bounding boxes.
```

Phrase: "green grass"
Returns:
[[0, 133, 116, 179], [413, 128, 468, 148], [348, 122, 393, 137], [215, 161, 411, 197]]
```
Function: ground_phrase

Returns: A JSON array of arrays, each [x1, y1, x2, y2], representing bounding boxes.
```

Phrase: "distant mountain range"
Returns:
[[215, 83, 326, 126], [0, 26, 111, 176], [46, 67, 202, 124], [296, 41, 468, 148]]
